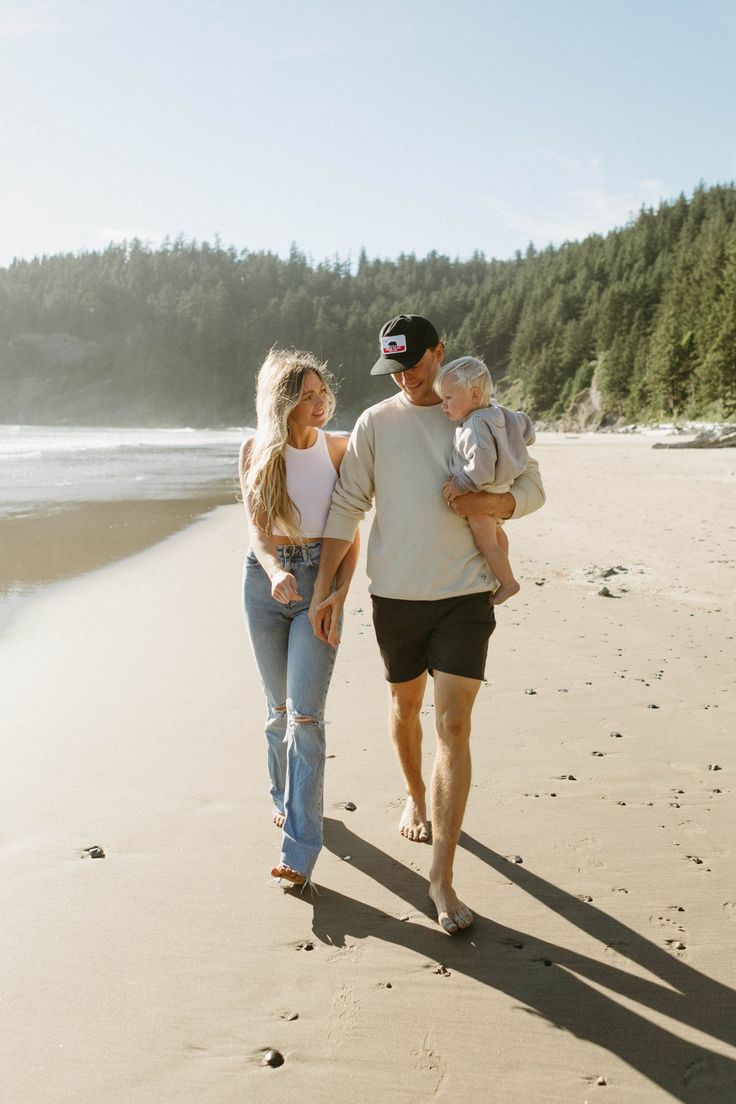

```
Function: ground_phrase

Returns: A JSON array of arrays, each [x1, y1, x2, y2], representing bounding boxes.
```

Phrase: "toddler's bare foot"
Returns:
[[271, 864, 306, 886], [399, 796, 431, 842], [492, 580, 520, 605], [272, 808, 285, 829], [429, 880, 474, 934]]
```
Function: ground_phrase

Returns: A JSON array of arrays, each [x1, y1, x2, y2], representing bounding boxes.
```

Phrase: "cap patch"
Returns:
[[381, 334, 407, 355]]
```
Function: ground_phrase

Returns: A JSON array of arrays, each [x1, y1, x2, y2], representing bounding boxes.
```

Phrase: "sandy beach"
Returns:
[[1, 432, 735, 1103]]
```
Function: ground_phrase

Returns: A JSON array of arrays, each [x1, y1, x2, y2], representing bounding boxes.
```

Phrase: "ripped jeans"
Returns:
[[243, 541, 339, 878]]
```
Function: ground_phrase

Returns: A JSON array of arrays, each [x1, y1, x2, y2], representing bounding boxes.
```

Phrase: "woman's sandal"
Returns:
[[271, 864, 306, 886]]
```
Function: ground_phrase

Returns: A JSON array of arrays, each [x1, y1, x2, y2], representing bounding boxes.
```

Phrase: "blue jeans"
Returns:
[[243, 541, 339, 878]]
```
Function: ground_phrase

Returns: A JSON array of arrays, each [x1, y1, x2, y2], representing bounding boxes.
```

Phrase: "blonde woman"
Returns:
[[240, 349, 359, 887]]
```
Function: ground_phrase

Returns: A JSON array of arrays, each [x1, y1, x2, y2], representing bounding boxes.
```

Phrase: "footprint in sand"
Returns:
[[326, 986, 360, 1059], [649, 911, 688, 955], [604, 941, 637, 971], [412, 1034, 447, 1094]]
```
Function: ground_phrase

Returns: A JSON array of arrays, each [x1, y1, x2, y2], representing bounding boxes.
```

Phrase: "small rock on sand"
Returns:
[[81, 846, 105, 859], [344, 801, 357, 811], [262, 1049, 284, 1068]]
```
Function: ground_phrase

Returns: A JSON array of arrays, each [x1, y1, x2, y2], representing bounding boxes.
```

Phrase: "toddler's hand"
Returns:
[[442, 477, 462, 504]]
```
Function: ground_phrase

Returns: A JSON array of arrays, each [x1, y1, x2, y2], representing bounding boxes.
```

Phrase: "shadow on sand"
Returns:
[[295, 818, 736, 1102]]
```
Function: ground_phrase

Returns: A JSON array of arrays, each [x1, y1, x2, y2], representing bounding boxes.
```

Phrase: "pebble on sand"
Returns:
[[81, 846, 105, 859], [262, 1049, 284, 1068], [344, 801, 357, 811], [280, 1012, 299, 1021]]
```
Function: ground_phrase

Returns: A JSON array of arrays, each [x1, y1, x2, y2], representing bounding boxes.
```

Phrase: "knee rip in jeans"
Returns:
[[293, 712, 317, 725], [274, 704, 287, 714]]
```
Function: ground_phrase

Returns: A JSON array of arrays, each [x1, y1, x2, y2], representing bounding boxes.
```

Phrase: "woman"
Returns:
[[240, 348, 359, 887]]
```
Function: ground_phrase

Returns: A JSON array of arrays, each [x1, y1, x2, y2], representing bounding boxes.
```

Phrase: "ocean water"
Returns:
[[0, 424, 251, 518]]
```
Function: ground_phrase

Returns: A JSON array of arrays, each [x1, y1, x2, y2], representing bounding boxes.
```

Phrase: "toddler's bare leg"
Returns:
[[467, 515, 520, 605]]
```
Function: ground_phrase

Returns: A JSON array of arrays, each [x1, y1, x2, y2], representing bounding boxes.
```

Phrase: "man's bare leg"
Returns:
[[389, 673, 431, 842], [428, 671, 480, 933]]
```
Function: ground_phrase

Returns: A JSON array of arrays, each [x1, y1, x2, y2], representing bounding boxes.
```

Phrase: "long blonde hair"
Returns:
[[245, 348, 336, 541]]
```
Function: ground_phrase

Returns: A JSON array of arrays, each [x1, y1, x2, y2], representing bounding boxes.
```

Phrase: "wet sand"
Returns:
[[0, 492, 236, 594], [1, 434, 735, 1103]]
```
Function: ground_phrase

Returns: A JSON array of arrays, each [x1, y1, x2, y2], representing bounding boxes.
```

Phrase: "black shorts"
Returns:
[[371, 592, 496, 684]]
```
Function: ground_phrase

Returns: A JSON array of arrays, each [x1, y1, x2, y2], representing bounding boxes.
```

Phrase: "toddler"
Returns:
[[437, 356, 535, 604]]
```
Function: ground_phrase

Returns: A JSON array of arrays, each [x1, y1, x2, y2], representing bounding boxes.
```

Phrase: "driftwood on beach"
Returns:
[[652, 425, 736, 449]]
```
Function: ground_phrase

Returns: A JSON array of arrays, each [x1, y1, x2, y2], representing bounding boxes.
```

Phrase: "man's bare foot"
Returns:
[[428, 881, 474, 934], [492, 580, 520, 605], [271, 864, 306, 886], [399, 796, 431, 842], [272, 808, 285, 828]]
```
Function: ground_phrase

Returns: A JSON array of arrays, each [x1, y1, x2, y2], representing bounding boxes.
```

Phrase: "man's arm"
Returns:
[[445, 455, 545, 520], [309, 537, 355, 642], [309, 413, 376, 641]]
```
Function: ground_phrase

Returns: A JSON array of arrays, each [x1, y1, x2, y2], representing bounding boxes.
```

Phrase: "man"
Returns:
[[309, 315, 545, 933]]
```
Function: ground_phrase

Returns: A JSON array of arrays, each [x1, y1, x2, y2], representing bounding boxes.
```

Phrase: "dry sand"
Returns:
[[1, 433, 735, 1103]]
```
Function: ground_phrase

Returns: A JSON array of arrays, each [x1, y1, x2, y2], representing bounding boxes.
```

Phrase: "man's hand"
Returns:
[[446, 485, 516, 520], [308, 584, 332, 642], [311, 588, 346, 648]]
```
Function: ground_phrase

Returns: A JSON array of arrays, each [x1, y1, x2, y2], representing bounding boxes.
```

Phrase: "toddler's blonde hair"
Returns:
[[435, 355, 493, 407]]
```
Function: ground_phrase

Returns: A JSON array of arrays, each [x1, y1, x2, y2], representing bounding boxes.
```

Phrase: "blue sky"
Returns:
[[1, 0, 734, 266]]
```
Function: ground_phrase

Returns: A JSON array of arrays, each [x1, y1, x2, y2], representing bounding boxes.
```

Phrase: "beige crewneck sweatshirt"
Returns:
[[323, 393, 545, 600]]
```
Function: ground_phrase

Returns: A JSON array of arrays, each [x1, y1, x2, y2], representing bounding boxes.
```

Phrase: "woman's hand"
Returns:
[[311, 586, 346, 648], [270, 568, 302, 605]]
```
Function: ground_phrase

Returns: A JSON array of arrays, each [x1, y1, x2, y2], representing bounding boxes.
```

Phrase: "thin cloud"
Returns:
[[478, 177, 667, 247], [0, 3, 57, 35]]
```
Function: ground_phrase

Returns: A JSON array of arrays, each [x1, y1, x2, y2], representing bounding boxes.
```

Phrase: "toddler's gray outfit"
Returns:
[[450, 403, 535, 495]]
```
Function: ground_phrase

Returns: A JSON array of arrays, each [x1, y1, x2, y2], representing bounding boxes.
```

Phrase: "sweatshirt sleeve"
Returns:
[[452, 418, 498, 494], [510, 455, 545, 519], [322, 412, 376, 541]]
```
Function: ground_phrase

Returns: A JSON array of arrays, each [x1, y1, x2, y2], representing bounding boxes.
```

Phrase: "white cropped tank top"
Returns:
[[272, 429, 339, 538]]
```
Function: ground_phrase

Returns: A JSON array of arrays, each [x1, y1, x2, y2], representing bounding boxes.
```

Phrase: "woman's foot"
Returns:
[[272, 808, 285, 829], [271, 864, 306, 886]]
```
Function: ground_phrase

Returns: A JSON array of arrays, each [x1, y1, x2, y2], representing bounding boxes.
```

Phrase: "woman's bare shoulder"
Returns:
[[325, 431, 349, 468]]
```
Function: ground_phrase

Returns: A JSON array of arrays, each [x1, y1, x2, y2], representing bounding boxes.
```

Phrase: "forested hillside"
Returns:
[[1, 183, 734, 427]]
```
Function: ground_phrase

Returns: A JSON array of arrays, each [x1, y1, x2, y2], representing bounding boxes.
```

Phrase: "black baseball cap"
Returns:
[[370, 315, 440, 376]]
